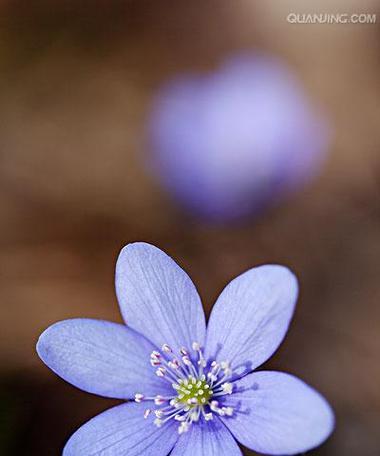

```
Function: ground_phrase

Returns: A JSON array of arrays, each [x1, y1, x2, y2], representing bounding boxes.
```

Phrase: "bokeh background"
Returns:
[[1, 0, 380, 454]]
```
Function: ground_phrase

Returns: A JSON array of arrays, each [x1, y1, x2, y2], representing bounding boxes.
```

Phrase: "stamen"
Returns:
[[168, 359, 180, 370], [221, 382, 233, 394], [192, 342, 201, 351], [156, 367, 166, 377], [178, 422, 189, 434], [220, 361, 230, 369], [154, 395, 167, 405], [162, 344, 172, 353], [154, 418, 162, 427], [134, 393, 144, 403], [210, 400, 219, 412], [224, 406, 234, 416], [136, 342, 235, 434]]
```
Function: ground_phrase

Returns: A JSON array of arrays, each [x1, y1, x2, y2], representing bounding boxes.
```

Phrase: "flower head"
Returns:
[[148, 54, 329, 222], [37, 242, 334, 455]]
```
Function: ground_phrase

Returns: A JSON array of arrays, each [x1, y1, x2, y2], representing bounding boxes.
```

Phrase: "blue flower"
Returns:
[[37, 242, 334, 455], [148, 54, 329, 221]]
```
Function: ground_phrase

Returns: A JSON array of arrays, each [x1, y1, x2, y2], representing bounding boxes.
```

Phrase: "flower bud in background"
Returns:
[[147, 53, 330, 222]]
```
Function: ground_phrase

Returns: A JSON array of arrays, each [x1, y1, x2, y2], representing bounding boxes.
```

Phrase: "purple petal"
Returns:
[[205, 265, 298, 376], [37, 319, 171, 399], [115, 242, 206, 351], [63, 402, 178, 456], [221, 371, 334, 455], [171, 419, 242, 456]]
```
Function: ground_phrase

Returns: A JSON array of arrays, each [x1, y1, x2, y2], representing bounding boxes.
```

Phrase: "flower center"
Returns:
[[134, 342, 234, 434], [176, 376, 212, 407]]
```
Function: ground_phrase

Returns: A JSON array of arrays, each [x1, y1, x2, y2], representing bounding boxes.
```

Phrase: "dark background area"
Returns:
[[1, 1, 380, 454]]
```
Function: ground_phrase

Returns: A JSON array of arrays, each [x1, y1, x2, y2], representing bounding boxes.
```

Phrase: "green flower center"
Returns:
[[176, 376, 212, 407]]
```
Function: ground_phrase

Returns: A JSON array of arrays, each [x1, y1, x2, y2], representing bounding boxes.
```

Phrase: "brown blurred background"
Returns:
[[1, 1, 380, 454]]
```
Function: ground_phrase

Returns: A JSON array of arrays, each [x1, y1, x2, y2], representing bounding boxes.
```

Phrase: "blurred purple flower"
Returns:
[[148, 54, 329, 221], [37, 242, 334, 455]]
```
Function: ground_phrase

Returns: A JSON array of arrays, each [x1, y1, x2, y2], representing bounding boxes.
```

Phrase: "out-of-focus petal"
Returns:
[[115, 242, 206, 350], [63, 402, 178, 456], [37, 319, 171, 399], [221, 371, 334, 455], [205, 265, 298, 376], [171, 418, 242, 456]]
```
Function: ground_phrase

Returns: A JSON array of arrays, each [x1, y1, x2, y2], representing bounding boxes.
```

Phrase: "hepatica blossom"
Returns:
[[148, 54, 329, 221], [37, 243, 334, 455]]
